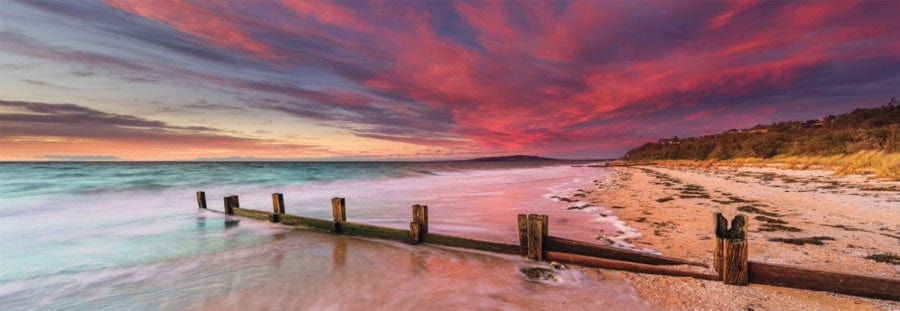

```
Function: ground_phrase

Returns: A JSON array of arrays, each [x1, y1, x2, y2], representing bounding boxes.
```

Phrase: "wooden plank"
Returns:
[[546, 236, 708, 267], [546, 251, 720, 281], [280, 214, 334, 231], [749, 261, 900, 301], [232, 207, 271, 221], [339, 221, 409, 242], [196, 191, 207, 209], [423, 233, 521, 255]]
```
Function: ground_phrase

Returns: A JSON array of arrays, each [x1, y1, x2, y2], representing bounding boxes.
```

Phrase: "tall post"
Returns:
[[270, 193, 285, 223], [224, 195, 239, 215], [412, 204, 428, 234], [526, 214, 546, 261], [410, 204, 429, 244], [517, 214, 528, 255], [196, 191, 207, 209], [331, 197, 346, 234], [722, 214, 748, 285], [713, 213, 727, 276]]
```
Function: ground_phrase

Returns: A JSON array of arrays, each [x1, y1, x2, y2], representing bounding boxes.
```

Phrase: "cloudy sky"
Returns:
[[1, 0, 897, 160]]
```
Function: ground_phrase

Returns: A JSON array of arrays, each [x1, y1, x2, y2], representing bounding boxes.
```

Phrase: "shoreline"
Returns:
[[564, 165, 899, 310]]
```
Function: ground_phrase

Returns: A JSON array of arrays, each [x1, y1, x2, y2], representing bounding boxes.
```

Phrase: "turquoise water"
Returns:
[[0, 161, 641, 310]]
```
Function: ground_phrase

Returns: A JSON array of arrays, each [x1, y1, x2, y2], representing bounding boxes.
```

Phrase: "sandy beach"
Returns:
[[562, 165, 899, 310]]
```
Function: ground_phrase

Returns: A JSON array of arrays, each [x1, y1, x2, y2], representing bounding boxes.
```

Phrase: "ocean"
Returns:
[[0, 161, 650, 310]]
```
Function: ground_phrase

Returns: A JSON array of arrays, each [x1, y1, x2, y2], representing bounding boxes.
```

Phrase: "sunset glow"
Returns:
[[1, 0, 897, 160]]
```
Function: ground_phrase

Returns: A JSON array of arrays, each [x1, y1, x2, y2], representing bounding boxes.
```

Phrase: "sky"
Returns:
[[0, 0, 897, 161]]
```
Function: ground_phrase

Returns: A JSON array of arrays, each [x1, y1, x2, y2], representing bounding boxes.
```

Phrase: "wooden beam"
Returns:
[[749, 261, 900, 301], [196, 191, 207, 209], [546, 251, 719, 281], [280, 214, 334, 231], [546, 236, 708, 267], [423, 233, 520, 255], [339, 221, 409, 242], [232, 207, 271, 221]]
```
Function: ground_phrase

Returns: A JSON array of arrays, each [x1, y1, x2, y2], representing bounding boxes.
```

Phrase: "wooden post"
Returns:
[[331, 197, 346, 234], [722, 214, 748, 285], [410, 204, 428, 244], [272, 193, 285, 214], [517, 214, 528, 255], [412, 204, 428, 234], [410, 221, 422, 244], [224, 195, 239, 215], [538, 214, 549, 243], [713, 212, 727, 276], [526, 214, 545, 261], [196, 191, 207, 209]]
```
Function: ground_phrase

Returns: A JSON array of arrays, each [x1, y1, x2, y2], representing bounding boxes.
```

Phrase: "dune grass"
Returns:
[[654, 150, 900, 181]]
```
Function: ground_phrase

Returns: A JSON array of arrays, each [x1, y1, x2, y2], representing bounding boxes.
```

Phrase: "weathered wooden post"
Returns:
[[224, 195, 239, 215], [409, 221, 422, 245], [412, 204, 428, 233], [410, 204, 428, 244], [517, 214, 528, 255], [713, 212, 727, 276], [270, 193, 285, 223], [196, 191, 207, 209], [722, 214, 748, 285], [526, 214, 548, 261], [331, 197, 346, 234]]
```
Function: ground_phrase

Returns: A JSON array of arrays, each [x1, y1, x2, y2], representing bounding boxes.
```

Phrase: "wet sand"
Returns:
[[572, 165, 899, 310]]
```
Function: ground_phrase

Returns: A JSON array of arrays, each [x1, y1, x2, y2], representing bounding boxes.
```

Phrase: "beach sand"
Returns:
[[565, 165, 899, 310]]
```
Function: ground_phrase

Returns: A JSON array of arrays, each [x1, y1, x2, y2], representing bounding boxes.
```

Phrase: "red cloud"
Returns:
[[104, 0, 275, 58], [83, 1, 900, 157]]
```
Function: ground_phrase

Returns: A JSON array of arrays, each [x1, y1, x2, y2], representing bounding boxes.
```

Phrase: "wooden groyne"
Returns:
[[195, 191, 899, 301]]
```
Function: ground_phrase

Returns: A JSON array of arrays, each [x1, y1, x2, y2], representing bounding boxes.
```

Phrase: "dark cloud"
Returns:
[[20, 79, 77, 90]]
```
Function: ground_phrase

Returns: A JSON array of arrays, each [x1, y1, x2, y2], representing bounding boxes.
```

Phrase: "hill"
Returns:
[[624, 98, 900, 161]]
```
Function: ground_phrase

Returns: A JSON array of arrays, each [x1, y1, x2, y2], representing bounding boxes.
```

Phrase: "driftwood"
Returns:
[[546, 252, 719, 281]]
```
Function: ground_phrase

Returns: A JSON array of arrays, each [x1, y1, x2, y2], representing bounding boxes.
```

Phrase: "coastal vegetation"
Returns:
[[624, 98, 900, 179]]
